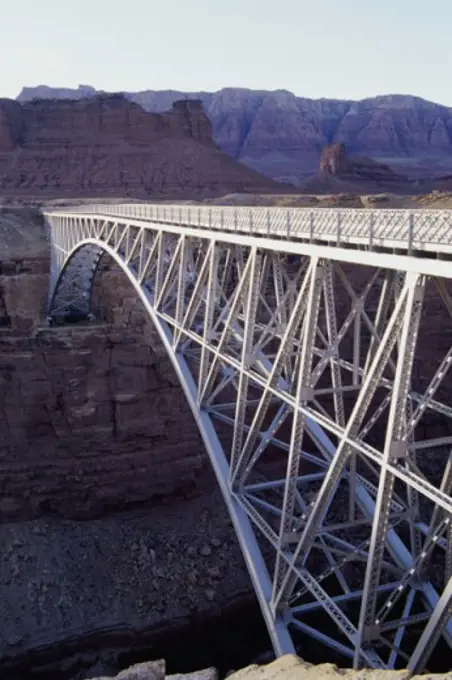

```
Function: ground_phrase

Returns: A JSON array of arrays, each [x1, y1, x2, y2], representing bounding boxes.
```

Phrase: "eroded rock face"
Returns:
[[0, 95, 282, 196], [0, 207, 49, 331], [17, 86, 452, 183], [0, 111, 16, 153], [0, 208, 206, 522], [16, 95, 214, 149], [319, 143, 347, 175], [0, 324, 206, 521], [300, 143, 412, 194]]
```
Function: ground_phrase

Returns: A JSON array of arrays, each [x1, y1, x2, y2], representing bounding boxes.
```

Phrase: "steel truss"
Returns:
[[45, 207, 452, 674]]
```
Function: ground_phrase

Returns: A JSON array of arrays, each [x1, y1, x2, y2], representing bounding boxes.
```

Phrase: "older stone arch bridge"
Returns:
[[44, 203, 452, 674]]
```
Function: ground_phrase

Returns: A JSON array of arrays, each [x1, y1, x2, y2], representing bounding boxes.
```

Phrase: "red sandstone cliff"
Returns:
[[0, 95, 282, 197]]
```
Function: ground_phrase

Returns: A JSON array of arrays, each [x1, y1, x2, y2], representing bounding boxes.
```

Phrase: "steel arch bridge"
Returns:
[[45, 203, 452, 674]]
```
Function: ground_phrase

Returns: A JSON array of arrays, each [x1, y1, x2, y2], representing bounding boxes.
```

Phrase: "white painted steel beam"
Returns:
[[44, 204, 452, 674]]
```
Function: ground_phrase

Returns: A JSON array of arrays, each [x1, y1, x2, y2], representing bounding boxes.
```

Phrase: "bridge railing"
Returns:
[[50, 203, 452, 252]]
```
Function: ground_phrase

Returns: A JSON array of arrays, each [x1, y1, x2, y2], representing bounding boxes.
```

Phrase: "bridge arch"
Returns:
[[45, 206, 452, 673], [48, 236, 295, 656]]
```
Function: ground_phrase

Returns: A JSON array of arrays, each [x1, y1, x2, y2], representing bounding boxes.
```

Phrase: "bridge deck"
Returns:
[[56, 203, 452, 257]]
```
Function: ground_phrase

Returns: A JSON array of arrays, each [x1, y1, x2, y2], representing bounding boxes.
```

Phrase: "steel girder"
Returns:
[[45, 209, 452, 674], [60, 202, 452, 257]]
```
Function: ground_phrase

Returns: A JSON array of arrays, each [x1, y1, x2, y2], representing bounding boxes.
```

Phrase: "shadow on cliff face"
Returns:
[[7, 597, 452, 679], [1, 599, 271, 680]]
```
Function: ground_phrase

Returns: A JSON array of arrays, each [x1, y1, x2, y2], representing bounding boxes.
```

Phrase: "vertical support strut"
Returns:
[[230, 248, 262, 477], [155, 236, 183, 311], [273, 256, 291, 379], [175, 236, 189, 331], [394, 271, 422, 566], [173, 242, 213, 352], [272, 258, 325, 611], [154, 232, 166, 301], [231, 261, 313, 487], [198, 242, 219, 401], [323, 262, 345, 430], [364, 270, 395, 375], [273, 281, 412, 610], [198, 250, 254, 406], [354, 273, 425, 667], [408, 577, 452, 675]]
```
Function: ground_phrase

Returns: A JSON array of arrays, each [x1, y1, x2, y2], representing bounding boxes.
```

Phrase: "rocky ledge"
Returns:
[[64, 654, 452, 680], [231, 655, 452, 680], [77, 659, 217, 680]]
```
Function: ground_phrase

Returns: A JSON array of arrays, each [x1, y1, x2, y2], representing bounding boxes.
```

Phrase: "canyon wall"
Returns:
[[0, 207, 206, 523], [0, 96, 282, 197], [17, 86, 452, 183]]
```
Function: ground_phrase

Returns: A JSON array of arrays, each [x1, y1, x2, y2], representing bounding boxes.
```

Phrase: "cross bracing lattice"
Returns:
[[44, 204, 452, 674]]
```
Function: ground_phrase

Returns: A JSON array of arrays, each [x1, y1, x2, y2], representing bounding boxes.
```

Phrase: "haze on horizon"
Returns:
[[2, 0, 451, 106]]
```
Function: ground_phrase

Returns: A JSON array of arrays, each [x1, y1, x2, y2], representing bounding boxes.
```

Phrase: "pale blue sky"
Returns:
[[3, 0, 451, 104]]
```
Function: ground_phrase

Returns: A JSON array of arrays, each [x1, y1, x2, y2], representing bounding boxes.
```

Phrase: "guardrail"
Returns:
[[45, 203, 452, 254]]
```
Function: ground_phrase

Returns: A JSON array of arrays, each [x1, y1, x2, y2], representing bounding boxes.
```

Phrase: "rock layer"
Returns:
[[87, 659, 217, 680], [17, 86, 452, 183], [0, 95, 282, 197], [0, 207, 208, 522], [0, 325, 206, 521], [319, 143, 348, 175]]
